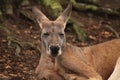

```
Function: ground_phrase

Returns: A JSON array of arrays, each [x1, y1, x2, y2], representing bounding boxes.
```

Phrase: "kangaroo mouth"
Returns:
[[49, 46, 61, 57]]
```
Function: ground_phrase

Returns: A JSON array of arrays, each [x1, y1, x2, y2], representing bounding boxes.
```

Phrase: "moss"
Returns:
[[40, 0, 63, 19], [86, 5, 98, 10], [73, 23, 87, 42]]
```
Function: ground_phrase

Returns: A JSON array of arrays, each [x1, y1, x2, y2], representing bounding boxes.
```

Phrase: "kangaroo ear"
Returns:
[[56, 3, 72, 28], [32, 6, 49, 28]]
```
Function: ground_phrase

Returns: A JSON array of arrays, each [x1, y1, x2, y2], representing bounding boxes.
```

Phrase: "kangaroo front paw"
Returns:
[[89, 77, 103, 80], [64, 74, 77, 80]]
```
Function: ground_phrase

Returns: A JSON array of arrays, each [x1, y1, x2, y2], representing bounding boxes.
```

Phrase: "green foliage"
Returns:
[[73, 22, 87, 42], [21, 0, 30, 6], [40, 0, 63, 19], [70, 17, 87, 42]]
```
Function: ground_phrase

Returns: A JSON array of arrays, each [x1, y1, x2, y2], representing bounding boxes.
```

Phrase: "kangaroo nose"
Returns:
[[50, 45, 60, 57]]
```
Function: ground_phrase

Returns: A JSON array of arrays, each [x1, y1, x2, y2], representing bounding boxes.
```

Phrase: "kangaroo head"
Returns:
[[32, 3, 72, 57]]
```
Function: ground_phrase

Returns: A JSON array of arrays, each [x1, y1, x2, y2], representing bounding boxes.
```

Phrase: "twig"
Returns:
[[104, 25, 119, 38]]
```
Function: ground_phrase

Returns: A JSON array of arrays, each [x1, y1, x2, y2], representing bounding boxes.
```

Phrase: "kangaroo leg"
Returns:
[[35, 64, 64, 80], [35, 55, 64, 80], [58, 54, 103, 80], [60, 72, 101, 80], [35, 69, 63, 80], [60, 72, 99, 80], [64, 74, 88, 80]]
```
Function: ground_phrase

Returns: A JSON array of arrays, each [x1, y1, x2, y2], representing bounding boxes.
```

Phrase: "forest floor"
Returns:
[[0, 2, 120, 80]]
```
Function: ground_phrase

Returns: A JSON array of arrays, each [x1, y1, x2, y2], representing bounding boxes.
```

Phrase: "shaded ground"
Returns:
[[0, 2, 120, 80]]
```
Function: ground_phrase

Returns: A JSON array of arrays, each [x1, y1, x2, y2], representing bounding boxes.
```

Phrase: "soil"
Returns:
[[0, 2, 120, 80]]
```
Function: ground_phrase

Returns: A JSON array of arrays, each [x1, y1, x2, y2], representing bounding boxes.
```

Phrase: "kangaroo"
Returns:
[[32, 3, 120, 80]]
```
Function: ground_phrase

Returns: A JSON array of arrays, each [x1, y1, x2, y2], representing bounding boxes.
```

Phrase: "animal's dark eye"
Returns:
[[59, 33, 64, 36], [43, 33, 49, 36]]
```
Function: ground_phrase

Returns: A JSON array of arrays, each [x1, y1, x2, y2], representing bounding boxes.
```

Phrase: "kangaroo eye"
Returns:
[[59, 33, 64, 36], [43, 33, 49, 36]]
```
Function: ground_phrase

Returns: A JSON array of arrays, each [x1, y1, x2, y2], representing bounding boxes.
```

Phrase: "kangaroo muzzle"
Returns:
[[49, 45, 61, 57]]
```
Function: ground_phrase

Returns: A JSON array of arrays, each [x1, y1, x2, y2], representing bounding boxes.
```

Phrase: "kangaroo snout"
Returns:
[[49, 45, 61, 57]]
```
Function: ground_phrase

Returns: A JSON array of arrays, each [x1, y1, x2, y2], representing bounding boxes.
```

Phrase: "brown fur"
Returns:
[[56, 39, 120, 80], [32, 3, 120, 80], [35, 50, 64, 80], [35, 39, 120, 80]]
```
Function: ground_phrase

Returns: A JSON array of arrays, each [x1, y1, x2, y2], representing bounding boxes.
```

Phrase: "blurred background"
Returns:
[[0, 0, 120, 80]]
